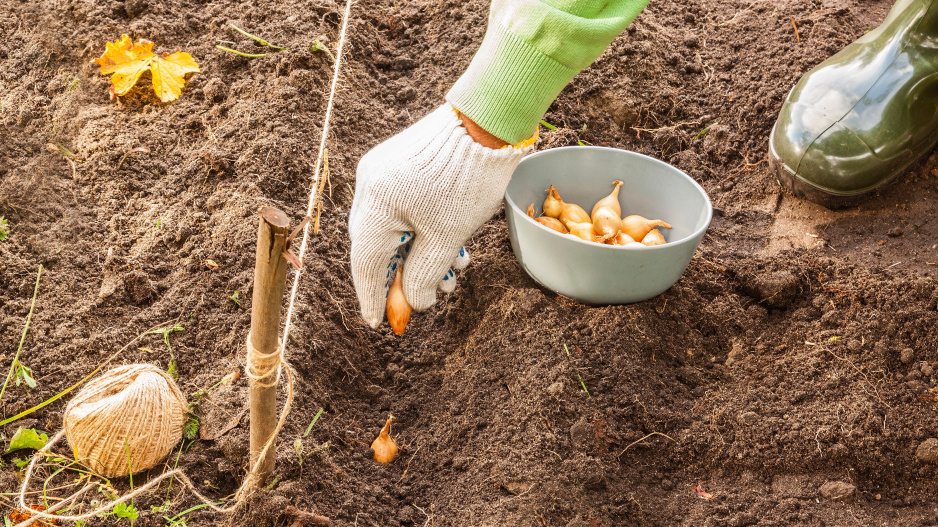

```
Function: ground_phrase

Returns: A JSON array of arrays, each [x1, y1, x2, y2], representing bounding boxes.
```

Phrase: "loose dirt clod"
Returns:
[[916, 438, 938, 464], [818, 481, 857, 502]]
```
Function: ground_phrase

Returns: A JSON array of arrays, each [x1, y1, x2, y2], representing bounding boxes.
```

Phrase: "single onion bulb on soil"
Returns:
[[371, 415, 399, 464]]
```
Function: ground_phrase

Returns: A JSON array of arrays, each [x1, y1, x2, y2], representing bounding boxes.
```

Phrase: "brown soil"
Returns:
[[3, 0, 938, 525]]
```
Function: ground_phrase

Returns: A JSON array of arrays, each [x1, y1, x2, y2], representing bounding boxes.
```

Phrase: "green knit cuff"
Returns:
[[446, 21, 578, 145]]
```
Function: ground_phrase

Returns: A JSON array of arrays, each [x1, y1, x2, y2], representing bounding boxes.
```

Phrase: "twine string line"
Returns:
[[281, 0, 354, 355]]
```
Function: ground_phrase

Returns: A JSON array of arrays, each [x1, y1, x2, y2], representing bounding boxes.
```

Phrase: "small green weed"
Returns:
[[182, 407, 200, 440], [563, 344, 591, 398], [12, 361, 36, 390], [0, 265, 42, 402], [310, 40, 336, 62], [227, 290, 242, 308], [111, 502, 139, 521], [147, 324, 184, 380], [5, 427, 48, 454], [0, 216, 8, 241], [217, 23, 286, 57]]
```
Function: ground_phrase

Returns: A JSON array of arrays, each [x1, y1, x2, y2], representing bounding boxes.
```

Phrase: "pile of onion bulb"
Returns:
[[528, 181, 672, 247]]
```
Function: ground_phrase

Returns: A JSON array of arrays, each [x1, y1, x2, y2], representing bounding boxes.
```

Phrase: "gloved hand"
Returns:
[[349, 104, 531, 328]]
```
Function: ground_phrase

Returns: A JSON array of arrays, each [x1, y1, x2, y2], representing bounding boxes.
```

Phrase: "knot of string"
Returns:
[[245, 331, 282, 389]]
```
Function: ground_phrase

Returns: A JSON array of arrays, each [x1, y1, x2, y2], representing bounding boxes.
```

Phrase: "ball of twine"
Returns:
[[64, 364, 187, 477]]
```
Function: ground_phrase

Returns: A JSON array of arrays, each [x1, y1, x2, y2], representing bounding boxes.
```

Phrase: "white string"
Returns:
[[281, 0, 354, 357]]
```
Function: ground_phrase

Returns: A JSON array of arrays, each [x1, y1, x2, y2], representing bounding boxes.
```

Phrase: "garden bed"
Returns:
[[3, 0, 938, 525]]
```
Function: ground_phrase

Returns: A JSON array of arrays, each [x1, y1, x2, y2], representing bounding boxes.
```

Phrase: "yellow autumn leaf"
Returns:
[[93, 34, 200, 102]]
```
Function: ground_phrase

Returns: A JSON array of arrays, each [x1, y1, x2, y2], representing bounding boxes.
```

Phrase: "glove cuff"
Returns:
[[446, 20, 576, 145]]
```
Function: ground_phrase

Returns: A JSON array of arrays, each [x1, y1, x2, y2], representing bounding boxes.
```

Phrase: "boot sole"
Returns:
[[767, 128, 914, 209]]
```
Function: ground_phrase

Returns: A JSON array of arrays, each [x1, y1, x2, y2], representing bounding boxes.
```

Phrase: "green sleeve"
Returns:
[[446, 0, 650, 144]]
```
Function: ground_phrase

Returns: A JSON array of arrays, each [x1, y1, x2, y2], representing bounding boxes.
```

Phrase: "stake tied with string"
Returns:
[[12, 0, 353, 522]]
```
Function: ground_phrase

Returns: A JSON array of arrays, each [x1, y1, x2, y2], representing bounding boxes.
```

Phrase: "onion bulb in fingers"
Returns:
[[386, 267, 411, 335]]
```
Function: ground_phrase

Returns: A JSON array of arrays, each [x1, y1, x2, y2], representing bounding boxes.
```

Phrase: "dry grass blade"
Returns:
[[116, 146, 150, 170], [616, 432, 676, 458]]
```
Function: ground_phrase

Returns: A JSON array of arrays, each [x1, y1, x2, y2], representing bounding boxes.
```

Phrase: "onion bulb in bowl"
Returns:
[[591, 180, 623, 240], [641, 229, 666, 246], [545, 186, 591, 224], [528, 203, 569, 233], [559, 202, 591, 225], [591, 180, 623, 217], [543, 186, 564, 218], [564, 220, 600, 242], [620, 215, 672, 242], [609, 232, 637, 246]]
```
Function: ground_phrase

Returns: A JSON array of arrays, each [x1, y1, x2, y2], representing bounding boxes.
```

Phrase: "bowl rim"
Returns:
[[504, 146, 713, 250]]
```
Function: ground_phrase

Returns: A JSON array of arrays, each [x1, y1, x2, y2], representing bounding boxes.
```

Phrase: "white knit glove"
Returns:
[[350, 104, 530, 328]]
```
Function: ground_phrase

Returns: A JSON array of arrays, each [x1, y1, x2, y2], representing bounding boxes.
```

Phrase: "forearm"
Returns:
[[447, 0, 651, 144]]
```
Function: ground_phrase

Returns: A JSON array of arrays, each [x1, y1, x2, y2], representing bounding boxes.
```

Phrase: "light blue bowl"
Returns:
[[504, 146, 712, 304]]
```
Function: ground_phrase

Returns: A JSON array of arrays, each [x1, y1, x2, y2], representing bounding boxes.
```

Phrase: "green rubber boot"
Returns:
[[769, 0, 938, 207]]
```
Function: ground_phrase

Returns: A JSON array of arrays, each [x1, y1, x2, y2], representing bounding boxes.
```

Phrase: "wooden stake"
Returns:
[[249, 206, 291, 485]]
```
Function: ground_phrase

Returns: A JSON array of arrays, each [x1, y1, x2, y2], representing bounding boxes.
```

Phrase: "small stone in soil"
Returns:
[[923, 363, 935, 377], [547, 381, 564, 396], [725, 342, 745, 366], [916, 438, 938, 464], [570, 419, 593, 452], [818, 480, 856, 502], [901, 348, 915, 364], [737, 411, 760, 426]]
